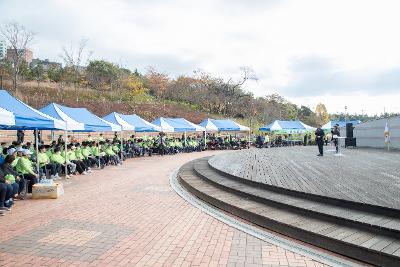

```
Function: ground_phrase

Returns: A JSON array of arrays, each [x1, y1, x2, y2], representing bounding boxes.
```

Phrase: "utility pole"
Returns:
[[345, 106, 348, 122]]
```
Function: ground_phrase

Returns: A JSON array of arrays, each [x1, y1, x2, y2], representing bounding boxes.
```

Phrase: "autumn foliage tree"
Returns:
[[315, 103, 330, 124], [144, 67, 169, 98]]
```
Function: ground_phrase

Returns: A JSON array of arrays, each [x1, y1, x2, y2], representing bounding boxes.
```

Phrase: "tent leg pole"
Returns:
[[64, 130, 68, 177], [35, 129, 40, 179], [248, 130, 251, 149], [184, 131, 187, 151], [98, 141, 101, 169], [204, 130, 206, 148], [120, 131, 123, 165]]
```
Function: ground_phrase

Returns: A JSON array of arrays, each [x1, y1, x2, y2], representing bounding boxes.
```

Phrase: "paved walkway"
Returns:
[[0, 151, 329, 266]]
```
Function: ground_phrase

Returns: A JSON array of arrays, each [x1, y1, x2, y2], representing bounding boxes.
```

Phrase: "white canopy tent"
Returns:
[[0, 107, 15, 127]]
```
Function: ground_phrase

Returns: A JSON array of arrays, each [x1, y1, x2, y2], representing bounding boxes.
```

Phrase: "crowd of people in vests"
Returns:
[[0, 131, 251, 216]]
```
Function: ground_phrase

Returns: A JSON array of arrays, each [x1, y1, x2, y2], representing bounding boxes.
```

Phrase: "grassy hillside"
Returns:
[[2, 80, 211, 124]]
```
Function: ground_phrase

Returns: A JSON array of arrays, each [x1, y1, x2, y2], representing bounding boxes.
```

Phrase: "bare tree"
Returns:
[[223, 66, 258, 115], [60, 38, 91, 101], [0, 22, 34, 95]]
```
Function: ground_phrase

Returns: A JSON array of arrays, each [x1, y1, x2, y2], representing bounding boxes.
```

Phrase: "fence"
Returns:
[[354, 116, 400, 149]]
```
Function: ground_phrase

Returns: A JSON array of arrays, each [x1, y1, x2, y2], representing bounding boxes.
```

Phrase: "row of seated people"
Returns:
[[207, 136, 249, 150], [0, 134, 247, 216], [0, 140, 124, 216], [123, 135, 204, 157], [255, 135, 304, 148], [0, 135, 208, 216]]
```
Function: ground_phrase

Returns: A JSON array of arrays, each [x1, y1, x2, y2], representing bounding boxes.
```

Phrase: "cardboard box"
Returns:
[[32, 183, 64, 199]]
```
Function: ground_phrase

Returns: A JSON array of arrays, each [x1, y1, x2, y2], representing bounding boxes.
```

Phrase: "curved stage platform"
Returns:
[[178, 147, 400, 267]]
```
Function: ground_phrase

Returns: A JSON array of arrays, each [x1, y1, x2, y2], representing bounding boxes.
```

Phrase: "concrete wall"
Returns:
[[354, 116, 400, 149]]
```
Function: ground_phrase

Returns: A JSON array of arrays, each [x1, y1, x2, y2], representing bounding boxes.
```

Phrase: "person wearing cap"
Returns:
[[26, 142, 35, 155], [15, 149, 38, 193], [12, 147, 23, 167]]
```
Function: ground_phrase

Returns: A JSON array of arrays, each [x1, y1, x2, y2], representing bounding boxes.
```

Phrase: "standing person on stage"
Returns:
[[331, 124, 340, 153], [315, 125, 325, 156]]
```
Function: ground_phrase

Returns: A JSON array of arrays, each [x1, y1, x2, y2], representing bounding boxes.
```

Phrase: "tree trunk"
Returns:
[[13, 72, 18, 96]]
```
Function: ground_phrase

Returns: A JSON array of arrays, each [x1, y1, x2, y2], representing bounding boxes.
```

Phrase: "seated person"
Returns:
[[75, 143, 91, 171], [91, 142, 105, 168], [68, 144, 89, 175], [0, 167, 14, 214], [15, 149, 38, 193], [82, 142, 97, 168], [37, 145, 60, 179], [112, 142, 122, 161], [51, 147, 75, 179], [105, 143, 120, 165], [2, 155, 22, 199], [12, 147, 24, 167]]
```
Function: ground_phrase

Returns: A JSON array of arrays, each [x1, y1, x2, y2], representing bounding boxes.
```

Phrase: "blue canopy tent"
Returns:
[[0, 90, 67, 175], [40, 103, 121, 132], [199, 119, 250, 132], [163, 118, 206, 145], [199, 119, 251, 147], [151, 117, 196, 133], [120, 114, 161, 132], [172, 118, 205, 132], [0, 90, 66, 130], [103, 113, 160, 161], [259, 120, 315, 133], [40, 103, 122, 172], [103, 112, 160, 132], [322, 120, 361, 130], [102, 112, 135, 131]]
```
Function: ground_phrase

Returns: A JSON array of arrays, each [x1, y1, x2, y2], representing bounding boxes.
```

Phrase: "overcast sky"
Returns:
[[1, 0, 400, 115]]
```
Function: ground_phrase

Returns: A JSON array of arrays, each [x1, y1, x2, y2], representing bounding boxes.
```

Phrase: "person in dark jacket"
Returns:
[[17, 130, 25, 144], [331, 124, 340, 153], [315, 125, 325, 156], [0, 167, 14, 214], [2, 155, 25, 196]]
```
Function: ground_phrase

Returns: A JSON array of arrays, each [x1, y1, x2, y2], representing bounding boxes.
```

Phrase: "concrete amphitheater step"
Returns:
[[193, 157, 400, 238], [178, 159, 400, 267]]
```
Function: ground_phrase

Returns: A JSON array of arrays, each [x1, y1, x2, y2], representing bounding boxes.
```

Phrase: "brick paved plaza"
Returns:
[[0, 151, 330, 266]]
